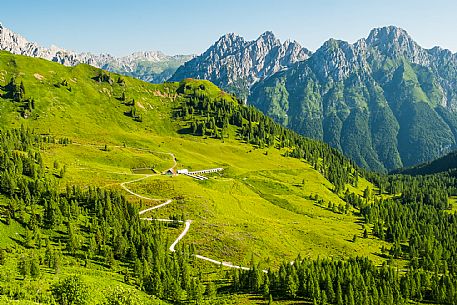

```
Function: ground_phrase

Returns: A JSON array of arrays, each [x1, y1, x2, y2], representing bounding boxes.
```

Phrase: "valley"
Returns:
[[0, 23, 457, 304], [0, 51, 390, 304]]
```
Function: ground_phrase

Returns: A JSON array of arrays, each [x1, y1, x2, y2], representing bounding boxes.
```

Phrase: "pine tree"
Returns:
[[263, 276, 270, 299], [30, 255, 40, 278], [59, 166, 66, 178], [206, 281, 217, 299], [336, 281, 343, 305], [53, 252, 61, 274], [0, 249, 5, 265], [133, 258, 143, 279], [88, 235, 98, 258], [325, 273, 335, 303], [188, 277, 197, 301], [67, 222, 82, 255], [287, 274, 298, 298], [18, 254, 31, 278], [321, 290, 328, 305], [347, 283, 355, 305], [44, 241, 54, 268], [195, 278, 204, 304]]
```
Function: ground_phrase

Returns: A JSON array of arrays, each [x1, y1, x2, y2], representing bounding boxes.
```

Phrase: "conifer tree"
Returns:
[[206, 281, 217, 299]]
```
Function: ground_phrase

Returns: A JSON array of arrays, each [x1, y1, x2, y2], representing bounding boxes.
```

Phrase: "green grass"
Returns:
[[0, 219, 25, 247], [0, 252, 166, 305], [124, 138, 389, 269], [0, 51, 392, 303], [0, 51, 390, 265]]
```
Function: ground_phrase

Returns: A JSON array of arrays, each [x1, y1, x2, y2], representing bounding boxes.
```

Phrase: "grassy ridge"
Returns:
[[0, 51, 391, 304]]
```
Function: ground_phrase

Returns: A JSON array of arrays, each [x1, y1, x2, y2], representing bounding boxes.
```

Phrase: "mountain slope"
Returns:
[[3, 49, 457, 305], [0, 22, 193, 83], [393, 150, 457, 176], [169, 31, 311, 99], [0, 50, 383, 278], [249, 26, 457, 172]]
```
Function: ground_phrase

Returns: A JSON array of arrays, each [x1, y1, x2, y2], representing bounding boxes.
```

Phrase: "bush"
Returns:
[[51, 276, 89, 305], [103, 286, 140, 305]]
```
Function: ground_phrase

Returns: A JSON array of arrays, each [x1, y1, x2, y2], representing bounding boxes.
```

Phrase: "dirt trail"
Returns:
[[121, 152, 264, 271], [72, 142, 262, 271]]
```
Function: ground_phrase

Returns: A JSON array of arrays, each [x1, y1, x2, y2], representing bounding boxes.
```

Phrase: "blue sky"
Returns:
[[2, 0, 456, 56]]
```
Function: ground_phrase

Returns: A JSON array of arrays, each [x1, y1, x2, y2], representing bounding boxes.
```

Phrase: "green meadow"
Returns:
[[0, 51, 395, 304]]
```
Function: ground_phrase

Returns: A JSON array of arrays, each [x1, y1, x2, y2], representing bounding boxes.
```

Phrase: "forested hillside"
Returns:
[[249, 26, 457, 172], [1, 51, 457, 304], [393, 150, 457, 176]]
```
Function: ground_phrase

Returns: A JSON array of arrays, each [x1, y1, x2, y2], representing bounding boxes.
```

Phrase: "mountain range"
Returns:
[[170, 26, 457, 172], [2, 20, 457, 305], [248, 26, 457, 171], [170, 31, 311, 100], [0, 22, 193, 83], [3, 22, 457, 172]]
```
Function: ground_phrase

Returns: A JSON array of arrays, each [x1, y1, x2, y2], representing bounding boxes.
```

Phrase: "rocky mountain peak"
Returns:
[[0, 22, 192, 84], [367, 26, 412, 44], [366, 26, 429, 65], [257, 31, 277, 42], [170, 31, 310, 98], [309, 38, 369, 81], [213, 33, 244, 50], [253, 31, 280, 52]]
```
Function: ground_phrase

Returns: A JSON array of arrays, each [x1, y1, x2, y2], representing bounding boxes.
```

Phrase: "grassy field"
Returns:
[[0, 51, 393, 303], [39, 131, 389, 271], [0, 254, 167, 305]]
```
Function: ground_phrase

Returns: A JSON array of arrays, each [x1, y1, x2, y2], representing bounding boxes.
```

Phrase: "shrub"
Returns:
[[51, 276, 89, 305]]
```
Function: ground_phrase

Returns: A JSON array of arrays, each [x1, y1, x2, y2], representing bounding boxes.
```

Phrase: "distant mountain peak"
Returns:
[[215, 33, 244, 43], [170, 32, 311, 99], [259, 31, 276, 39], [249, 25, 457, 173], [366, 26, 417, 51], [367, 25, 412, 42], [365, 25, 430, 64], [319, 38, 347, 50], [0, 22, 193, 84]]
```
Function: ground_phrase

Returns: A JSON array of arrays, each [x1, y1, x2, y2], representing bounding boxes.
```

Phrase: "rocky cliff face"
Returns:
[[250, 26, 457, 172], [0, 23, 193, 83], [169, 31, 311, 99]]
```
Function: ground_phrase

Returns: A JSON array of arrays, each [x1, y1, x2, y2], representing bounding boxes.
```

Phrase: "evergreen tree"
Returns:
[[206, 281, 217, 299], [286, 274, 298, 298], [0, 248, 5, 265], [30, 255, 40, 278], [18, 254, 31, 278]]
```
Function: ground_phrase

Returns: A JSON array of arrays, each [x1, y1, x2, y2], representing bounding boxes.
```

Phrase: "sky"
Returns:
[[2, 0, 456, 56]]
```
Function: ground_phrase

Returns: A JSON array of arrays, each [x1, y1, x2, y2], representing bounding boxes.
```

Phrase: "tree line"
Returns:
[[0, 127, 216, 304], [175, 81, 358, 192]]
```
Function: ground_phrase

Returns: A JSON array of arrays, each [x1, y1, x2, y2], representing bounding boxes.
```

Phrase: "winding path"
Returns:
[[73, 142, 263, 271], [119, 152, 265, 272]]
